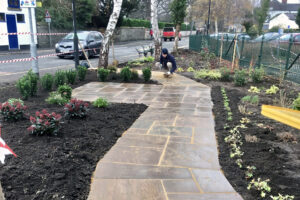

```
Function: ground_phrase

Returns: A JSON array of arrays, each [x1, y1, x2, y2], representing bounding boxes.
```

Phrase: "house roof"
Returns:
[[268, 12, 297, 22], [270, 0, 300, 11]]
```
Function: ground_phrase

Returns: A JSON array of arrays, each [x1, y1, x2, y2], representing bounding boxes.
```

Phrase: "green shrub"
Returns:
[[142, 67, 152, 82], [77, 65, 87, 81], [93, 97, 109, 108], [266, 85, 279, 94], [16, 70, 39, 100], [54, 70, 66, 87], [66, 70, 77, 84], [194, 69, 221, 80], [187, 67, 195, 72], [292, 93, 300, 110], [144, 56, 155, 62], [220, 67, 231, 81], [45, 91, 69, 105], [108, 66, 117, 73], [177, 67, 184, 72], [251, 68, 264, 83], [41, 73, 54, 91], [131, 69, 139, 80], [234, 69, 248, 86], [98, 68, 110, 82], [58, 84, 72, 100], [241, 95, 259, 105], [120, 66, 132, 82]]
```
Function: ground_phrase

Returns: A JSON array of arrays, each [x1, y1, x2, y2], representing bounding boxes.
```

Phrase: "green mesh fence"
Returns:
[[189, 34, 300, 84]]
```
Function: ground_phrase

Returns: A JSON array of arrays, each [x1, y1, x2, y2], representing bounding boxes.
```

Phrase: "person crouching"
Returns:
[[155, 48, 177, 75]]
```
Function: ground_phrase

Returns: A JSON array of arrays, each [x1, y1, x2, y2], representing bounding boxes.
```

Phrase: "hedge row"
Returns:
[[121, 18, 194, 31]]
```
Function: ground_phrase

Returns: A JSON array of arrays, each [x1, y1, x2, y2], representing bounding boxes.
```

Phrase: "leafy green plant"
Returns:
[[241, 95, 259, 105], [271, 194, 295, 200], [131, 69, 139, 80], [143, 56, 155, 62], [120, 66, 132, 82], [93, 97, 109, 108], [234, 69, 248, 86], [0, 101, 27, 121], [248, 86, 261, 94], [65, 70, 77, 84], [292, 93, 300, 111], [266, 85, 279, 94], [245, 166, 256, 179], [98, 68, 110, 82], [251, 67, 264, 83], [41, 73, 54, 91], [187, 67, 195, 72], [58, 84, 72, 100], [108, 66, 118, 79], [142, 67, 152, 82], [64, 98, 89, 118], [27, 109, 62, 136], [221, 88, 233, 122], [45, 91, 69, 105], [54, 70, 66, 87], [188, 61, 195, 68], [194, 69, 221, 80], [77, 65, 87, 81], [220, 67, 231, 81], [177, 67, 184, 72], [247, 178, 271, 198], [16, 70, 39, 100]]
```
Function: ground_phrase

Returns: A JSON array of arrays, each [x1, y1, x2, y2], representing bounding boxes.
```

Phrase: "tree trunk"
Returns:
[[151, 0, 162, 60], [173, 24, 180, 55], [98, 0, 123, 68], [215, 19, 218, 34]]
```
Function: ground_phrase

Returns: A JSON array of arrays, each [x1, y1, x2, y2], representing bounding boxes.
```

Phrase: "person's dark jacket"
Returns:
[[160, 53, 177, 72]]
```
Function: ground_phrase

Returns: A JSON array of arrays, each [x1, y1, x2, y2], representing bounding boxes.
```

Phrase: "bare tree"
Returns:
[[98, 0, 123, 68], [151, 0, 162, 60]]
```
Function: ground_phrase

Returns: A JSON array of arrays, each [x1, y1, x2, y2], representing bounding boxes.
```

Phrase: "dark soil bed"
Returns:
[[0, 70, 148, 200]]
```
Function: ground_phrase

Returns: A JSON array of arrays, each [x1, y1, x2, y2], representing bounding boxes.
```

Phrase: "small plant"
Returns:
[[248, 86, 260, 94], [245, 166, 256, 179], [41, 73, 54, 91], [220, 67, 231, 81], [221, 88, 233, 121], [245, 134, 258, 143], [177, 67, 184, 72], [271, 194, 295, 200], [188, 61, 195, 68], [27, 109, 62, 136], [241, 95, 259, 105], [187, 67, 195, 72], [142, 67, 152, 82], [250, 67, 264, 83], [0, 101, 27, 121], [108, 66, 118, 79], [292, 93, 300, 111], [240, 117, 251, 124], [194, 69, 221, 80], [234, 69, 248, 86], [64, 98, 89, 118], [235, 159, 243, 168], [16, 70, 39, 99], [120, 66, 132, 82], [77, 65, 87, 81], [58, 84, 72, 100], [143, 56, 155, 62], [266, 85, 279, 94], [276, 132, 297, 143], [54, 70, 66, 87], [131, 69, 139, 80], [45, 91, 69, 105], [93, 97, 109, 108], [98, 68, 110, 82], [66, 70, 77, 84], [247, 178, 271, 198]]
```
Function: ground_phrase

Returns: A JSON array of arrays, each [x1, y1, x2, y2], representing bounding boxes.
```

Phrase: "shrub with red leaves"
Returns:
[[64, 98, 89, 118], [0, 101, 27, 121], [27, 109, 62, 136]]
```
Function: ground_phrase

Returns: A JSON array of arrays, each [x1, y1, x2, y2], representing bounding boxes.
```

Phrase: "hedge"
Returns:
[[121, 18, 195, 31]]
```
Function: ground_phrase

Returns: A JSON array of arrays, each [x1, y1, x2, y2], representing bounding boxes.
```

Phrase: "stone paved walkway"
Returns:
[[73, 71, 243, 200]]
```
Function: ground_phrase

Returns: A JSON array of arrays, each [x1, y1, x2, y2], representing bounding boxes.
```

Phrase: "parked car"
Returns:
[[237, 33, 251, 41], [55, 31, 103, 59], [163, 27, 181, 41], [274, 33, 300, 45], [251, 32, 283, 43]]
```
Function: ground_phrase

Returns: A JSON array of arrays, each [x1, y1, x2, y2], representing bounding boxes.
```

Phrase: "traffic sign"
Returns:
[[45, 10, 51, 18], [20, 0, 36, 8]]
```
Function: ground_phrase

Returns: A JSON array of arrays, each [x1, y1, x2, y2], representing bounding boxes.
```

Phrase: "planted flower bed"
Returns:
[[0, 66, 148, 199]]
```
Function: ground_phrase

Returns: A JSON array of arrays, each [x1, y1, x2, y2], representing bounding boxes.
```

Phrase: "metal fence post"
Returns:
[[216, 34, 220, 56], [258, 34, 264, 67], [239, 36, 245, 66], [284, 34, 293, 79]]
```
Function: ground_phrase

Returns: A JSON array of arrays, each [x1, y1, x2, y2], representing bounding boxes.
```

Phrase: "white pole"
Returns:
[[48, 22, 52, 47], [28, 7, 39, 76]]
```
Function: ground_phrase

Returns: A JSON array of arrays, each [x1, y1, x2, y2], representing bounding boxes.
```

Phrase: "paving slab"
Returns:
[[72, 71, 243, 200]]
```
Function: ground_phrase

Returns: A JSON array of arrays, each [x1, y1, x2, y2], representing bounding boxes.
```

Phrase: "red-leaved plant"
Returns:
[[0, 101, 27, 121], [27, 109, 62, 136], [64, 98, 89, 118]]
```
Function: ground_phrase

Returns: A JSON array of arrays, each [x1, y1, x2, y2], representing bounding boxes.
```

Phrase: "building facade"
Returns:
[[0, 0, 37, 51]]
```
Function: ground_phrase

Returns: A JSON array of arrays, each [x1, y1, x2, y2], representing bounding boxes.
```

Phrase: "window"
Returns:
[[94, 33, 103, 41], [0, 13, 5, 22], [8, 0, 20, 9], [295, 35, 300, 42], [17, 14, 24, 23]]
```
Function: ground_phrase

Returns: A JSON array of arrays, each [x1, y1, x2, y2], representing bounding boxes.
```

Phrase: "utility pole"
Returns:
[[206, 0, 211, 35], [72, 0, 79, 69], [28, 8, 39, 76]]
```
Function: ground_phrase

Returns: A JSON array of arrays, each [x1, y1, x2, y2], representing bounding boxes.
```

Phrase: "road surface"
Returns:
[[0, 38, 189, 83]]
